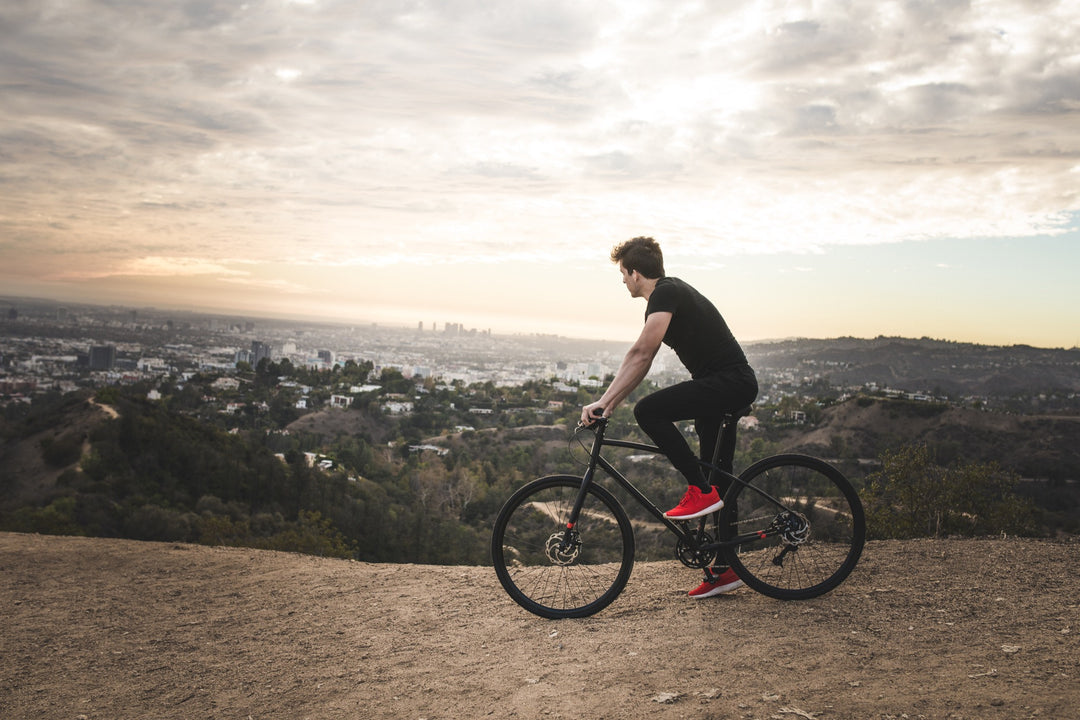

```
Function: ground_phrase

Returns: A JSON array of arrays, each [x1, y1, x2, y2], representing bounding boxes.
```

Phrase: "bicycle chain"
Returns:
[[730, 512, 810, 546], [730, 513, 777, 527]]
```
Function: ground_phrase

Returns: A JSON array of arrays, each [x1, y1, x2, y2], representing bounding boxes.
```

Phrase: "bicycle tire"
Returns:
[[491, 475, 635, 619], [719, 454, 865, 600]]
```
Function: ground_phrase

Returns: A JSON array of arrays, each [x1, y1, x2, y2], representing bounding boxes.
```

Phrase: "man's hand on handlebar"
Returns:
[[580, 402, 607, 427]]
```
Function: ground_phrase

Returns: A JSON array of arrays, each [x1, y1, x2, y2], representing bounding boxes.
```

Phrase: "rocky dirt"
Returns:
[[2, 532, 1078, 720]]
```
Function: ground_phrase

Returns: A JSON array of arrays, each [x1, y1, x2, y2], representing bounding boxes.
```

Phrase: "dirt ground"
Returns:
[[2, 532, 1078, 720]]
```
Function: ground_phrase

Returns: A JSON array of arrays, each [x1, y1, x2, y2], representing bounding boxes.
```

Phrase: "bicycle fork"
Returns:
[[562, 421, 609, 541]]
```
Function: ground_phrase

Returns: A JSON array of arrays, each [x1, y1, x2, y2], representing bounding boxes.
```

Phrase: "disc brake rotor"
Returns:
[[545, 531, 580, 565], [778, 511, 810, 546]]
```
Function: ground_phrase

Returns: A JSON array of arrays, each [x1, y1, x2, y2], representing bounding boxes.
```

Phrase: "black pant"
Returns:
[[633, 364, 757, 490]]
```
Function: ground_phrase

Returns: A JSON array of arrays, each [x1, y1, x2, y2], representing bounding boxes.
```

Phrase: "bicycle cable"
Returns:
[[567, 423, 595, 468]]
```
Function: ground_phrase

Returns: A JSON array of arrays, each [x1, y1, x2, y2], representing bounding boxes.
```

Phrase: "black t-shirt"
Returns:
[[645, 276, 748, 378]]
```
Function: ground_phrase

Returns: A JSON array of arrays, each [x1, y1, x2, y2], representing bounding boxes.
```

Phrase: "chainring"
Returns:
[[675, 531, 717, 569]]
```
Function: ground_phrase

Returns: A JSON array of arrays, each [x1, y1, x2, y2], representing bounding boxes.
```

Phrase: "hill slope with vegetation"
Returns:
[[3, 372, 1076, 562]]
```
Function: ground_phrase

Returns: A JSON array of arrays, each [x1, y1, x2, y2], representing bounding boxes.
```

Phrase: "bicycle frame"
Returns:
[[566, 417, 792, 555]]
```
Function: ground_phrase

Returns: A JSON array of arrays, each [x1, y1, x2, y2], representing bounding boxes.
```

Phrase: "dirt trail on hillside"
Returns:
[[2, 532, 1078, 720]]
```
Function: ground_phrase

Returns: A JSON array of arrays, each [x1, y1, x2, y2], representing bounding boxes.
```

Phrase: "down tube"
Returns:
[[595, 456, 686, 536]]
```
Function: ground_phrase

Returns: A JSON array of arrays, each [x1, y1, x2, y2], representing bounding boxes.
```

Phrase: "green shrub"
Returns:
[[40, 431, 84, 468], [863, 444, 1041, 539]]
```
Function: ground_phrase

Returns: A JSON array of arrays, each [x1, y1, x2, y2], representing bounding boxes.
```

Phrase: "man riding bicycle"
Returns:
[[581, 236, 758, 598]]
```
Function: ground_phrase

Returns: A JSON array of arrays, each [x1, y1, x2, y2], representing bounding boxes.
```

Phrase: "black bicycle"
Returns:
[[491, 408, 865, 618]]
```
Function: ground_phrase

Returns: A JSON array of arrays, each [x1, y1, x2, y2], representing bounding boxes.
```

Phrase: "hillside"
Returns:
[[0, 393, 116, 504], [747, 337, 1080, 400], [2, 532, 1078, 719], [773, 397, 1080, 481], [7, 389, 1080, 555]]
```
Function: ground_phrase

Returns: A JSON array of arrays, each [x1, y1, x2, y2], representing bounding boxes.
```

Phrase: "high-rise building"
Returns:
[[89, 345, 117, 371], [251, 341, 272, 367]]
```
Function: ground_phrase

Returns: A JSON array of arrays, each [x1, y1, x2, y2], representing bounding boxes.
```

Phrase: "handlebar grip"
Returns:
[[577, 409, 608, 430]]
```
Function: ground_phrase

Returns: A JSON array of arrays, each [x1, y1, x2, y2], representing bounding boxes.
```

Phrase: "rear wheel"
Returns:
[[719, 455, 864, 600], [491, 475, 635, 619]]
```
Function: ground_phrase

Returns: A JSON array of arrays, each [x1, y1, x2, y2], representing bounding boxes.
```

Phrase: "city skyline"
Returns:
[[2, 1, 1079, 349]]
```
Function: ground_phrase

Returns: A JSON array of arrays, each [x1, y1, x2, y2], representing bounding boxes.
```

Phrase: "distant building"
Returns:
[[137, 357, 167, 373], [212, 377, 241, 391], [330, 394, 353, 409], [351, 384, 381, 393], [251, 341, 271, 366], [89, 345, 116, 371]]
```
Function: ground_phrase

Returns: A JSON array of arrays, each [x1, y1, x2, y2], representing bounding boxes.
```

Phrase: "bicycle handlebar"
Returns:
[[578, 409, 608, 431]]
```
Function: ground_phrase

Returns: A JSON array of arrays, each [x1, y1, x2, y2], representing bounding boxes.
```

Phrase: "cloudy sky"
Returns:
[[1, 0, 1078, 347]]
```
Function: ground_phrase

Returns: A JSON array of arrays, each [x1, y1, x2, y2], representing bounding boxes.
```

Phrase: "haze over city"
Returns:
[[1, 1, 1078, 348]]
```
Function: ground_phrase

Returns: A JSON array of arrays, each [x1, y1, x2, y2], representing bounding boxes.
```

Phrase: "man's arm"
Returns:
[[581, 311, 671, 424]]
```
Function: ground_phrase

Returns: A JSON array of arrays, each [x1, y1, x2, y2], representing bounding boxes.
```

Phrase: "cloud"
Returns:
[[218, 275, 325, 295], [1, 0, 1078, 290], [55, 256, 248, 280]]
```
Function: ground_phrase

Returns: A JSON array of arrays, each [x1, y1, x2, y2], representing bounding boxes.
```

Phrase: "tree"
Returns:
[[862, 444, 1041, 539]]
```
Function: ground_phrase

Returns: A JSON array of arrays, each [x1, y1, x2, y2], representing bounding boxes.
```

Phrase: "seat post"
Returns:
[[706, 405, 751, 486], [709, 414, 738, 478], [709, 406, 750, 546]]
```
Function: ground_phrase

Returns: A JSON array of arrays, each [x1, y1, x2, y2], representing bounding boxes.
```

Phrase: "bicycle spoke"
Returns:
[[492, 476, 635, 618], [721, 455, 865, 600]]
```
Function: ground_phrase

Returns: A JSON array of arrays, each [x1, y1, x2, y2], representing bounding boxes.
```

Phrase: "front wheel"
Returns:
[[719, 454, 865, 600], [491, 475, 635, 619]]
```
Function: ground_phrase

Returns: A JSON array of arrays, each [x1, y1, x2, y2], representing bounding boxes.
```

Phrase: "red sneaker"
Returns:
[[689, 567, 744, 598], [663, 486, 723, 519]]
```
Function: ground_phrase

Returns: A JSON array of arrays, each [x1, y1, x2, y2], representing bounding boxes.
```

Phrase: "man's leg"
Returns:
[[634, 381, 718, 489], [696, 417, 723, 484], [696, 416, 736, 578]]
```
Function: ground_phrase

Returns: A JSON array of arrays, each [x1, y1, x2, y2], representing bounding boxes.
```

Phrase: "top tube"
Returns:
[[579, 414, 742, 481], [580, 416, 663, 455]]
